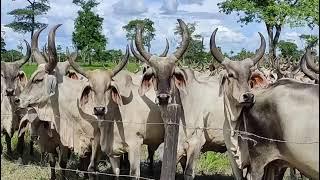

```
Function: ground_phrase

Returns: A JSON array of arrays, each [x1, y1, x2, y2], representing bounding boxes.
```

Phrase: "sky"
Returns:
[[1, 0, 319, 55]]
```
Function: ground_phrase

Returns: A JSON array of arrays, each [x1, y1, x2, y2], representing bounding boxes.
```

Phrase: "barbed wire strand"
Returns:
[[1, 113, 319, 144]]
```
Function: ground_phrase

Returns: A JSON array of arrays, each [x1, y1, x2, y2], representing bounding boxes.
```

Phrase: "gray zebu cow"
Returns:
[[68, 46, 164, 179], [17, 25, 94, 179], [131, 19, 242, 180], [210, 28, 319, 179], [1, 40, 32, 162]]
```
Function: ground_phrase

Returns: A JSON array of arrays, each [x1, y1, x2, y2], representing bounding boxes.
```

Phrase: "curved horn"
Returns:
[[112, 45, 129, 77], [300, 54, 319, 82], [42, 43, 49, 62], [276, 57, 286, 76], [173, 19, 190, 61], [68, 52, 89, 79], [135, 25, 151, 60], [305, 48, 319, 73], [16, 40, 31, 68], [32, 26, 47, 64], [210, 28, 225, 64], [130, 40, 148, 63], [251, 32, 266, 65], [45, 24, 61, 73], [159, 38, 169, 57]]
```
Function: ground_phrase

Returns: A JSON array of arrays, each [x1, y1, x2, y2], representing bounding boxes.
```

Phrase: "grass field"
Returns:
[[2, 63, 233, 179]]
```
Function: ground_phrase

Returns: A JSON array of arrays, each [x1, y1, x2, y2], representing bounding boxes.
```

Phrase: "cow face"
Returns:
[[70, 47, 129, 117], [1, 40, 31, 97], [211, 28, 266, 106], [18, 65, 57, 108], [131, 19, 190, 106]]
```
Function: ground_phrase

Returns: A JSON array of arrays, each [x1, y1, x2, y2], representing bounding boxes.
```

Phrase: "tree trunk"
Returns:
[[30, 1, 35, 64], [265, 23, 282, 69]]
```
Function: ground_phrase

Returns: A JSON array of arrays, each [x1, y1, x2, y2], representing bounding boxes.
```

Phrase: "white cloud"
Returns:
[[161, 0, 178, 14], [112, 0, 148, 15]]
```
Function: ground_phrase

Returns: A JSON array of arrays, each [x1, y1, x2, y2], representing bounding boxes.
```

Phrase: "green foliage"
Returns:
[[231, 48, 254, 60], [174, 22, 208, 65], [72, 0, 107, 65], [5, 0, 50, 37], [122, 18, 156, 52], [1, 50, 23, 62], [218, 0, 318, 27], [277, 40, 302, 61], [299, 34, 319, 49], [1, 36, 6, 53], [197, 152, 231, 175]]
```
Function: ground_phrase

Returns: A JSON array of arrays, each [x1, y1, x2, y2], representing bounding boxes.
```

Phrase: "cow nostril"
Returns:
[[6, 89, 14, 96], [243, 94, 249, 99], [93, 107, 106, 115], [14, 97, 20, 104]]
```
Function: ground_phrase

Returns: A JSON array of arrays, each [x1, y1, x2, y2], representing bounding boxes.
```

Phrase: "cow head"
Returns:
[[17, 25, 61, 108], [131, 19, 190, 106], [300, 49, 319, 83], [1, 40, 31, 97], [210, 28, 266, 106], [69, 46, 129, 117]]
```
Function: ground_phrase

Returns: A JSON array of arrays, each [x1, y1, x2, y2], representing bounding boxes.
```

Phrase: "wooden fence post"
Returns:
[[160, 104, 180, 180]]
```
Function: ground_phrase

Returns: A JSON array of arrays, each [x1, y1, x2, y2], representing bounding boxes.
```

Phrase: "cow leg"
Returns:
[[4, 131, 12, 155], [184, 137, 204, 180], [109, 156, 120, 179], [179, 155, 187, 172], [120, 152, 130, 170], [128, 141, 142, 179], [29, 140, 34, 156], [88, 133, 100, 180], [16, 131, 25, 164], [147, 145, 157, 170], [79, 153, 91, 179], [49, 153, 57, 180], [58, 146, 70, 180]]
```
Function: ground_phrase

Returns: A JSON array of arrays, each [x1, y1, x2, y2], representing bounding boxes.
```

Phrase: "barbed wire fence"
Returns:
[[1, 113, 317, 179]]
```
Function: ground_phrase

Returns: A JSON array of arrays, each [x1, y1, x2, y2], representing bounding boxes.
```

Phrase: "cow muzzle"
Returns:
[[5, 88, 14, 96], [239, 92, 255, 105], [156, 93, 171, 105], [93, 107, 106, 116]]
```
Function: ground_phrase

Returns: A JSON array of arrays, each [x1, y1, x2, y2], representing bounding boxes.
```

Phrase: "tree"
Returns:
[[5, 0, 50, 40], [72, 0, 107, 65], [1, 50, 23, 62], [231, 48, 254, 60], [277, 40, 302, 61], [122, 18, 156, 53], [174, 22, 207, 65], [299, 34, 319, 49], [1, 36, 6, 53], [218, 0, 319, 67]]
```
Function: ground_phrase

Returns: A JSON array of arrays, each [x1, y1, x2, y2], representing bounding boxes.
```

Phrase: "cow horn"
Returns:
[[130, 40, 148, 63], [16, 40, 31, 68], [173, 19, 190, 61], [112, 45, 129, 77], [68, 52, 89, 79], [251, 32, 266, 65], [135, 25, 152, 60], [305, 48, 319, 73], [159, 38, 169, 57], [45, 24, 61, 73], [300, 54, 319, 82], [32, 26, 47, 64], [210, 28, 225, 64], [42, 43, 49, 62]]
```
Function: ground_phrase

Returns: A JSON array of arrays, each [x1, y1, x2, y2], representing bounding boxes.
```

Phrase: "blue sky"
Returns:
[[1, 0, 319, 55]]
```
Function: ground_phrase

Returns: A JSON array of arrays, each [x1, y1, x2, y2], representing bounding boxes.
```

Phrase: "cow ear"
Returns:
[[18, 118, 29, 137], [138, 68, 154, 96], [219, 72, 227, 97], [173, 67, 187, 93], [80, 85, 92, 107], [249, 72, 268, 89], [46, 75, 57, 96], [67, 71, 79, 80], [110, 81, 122, 105], [18, 71, 28, 88]]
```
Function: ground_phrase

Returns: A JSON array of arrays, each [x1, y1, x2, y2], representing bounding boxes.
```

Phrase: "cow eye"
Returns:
[[33, 78, 43, 83], [228, 73, 234, 78]]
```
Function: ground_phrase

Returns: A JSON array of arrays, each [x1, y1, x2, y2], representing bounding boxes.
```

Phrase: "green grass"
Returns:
[[21, 62, 140, 78]]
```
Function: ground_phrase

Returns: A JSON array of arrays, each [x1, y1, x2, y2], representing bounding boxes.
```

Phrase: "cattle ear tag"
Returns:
[[47, 75, 57, 96]]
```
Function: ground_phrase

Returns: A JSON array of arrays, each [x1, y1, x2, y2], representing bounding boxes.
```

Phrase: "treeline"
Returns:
[[1, 0, 319, 66]]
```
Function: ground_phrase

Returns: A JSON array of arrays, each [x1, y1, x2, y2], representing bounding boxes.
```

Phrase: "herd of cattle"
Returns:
[[1, 19, 319, 180]]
